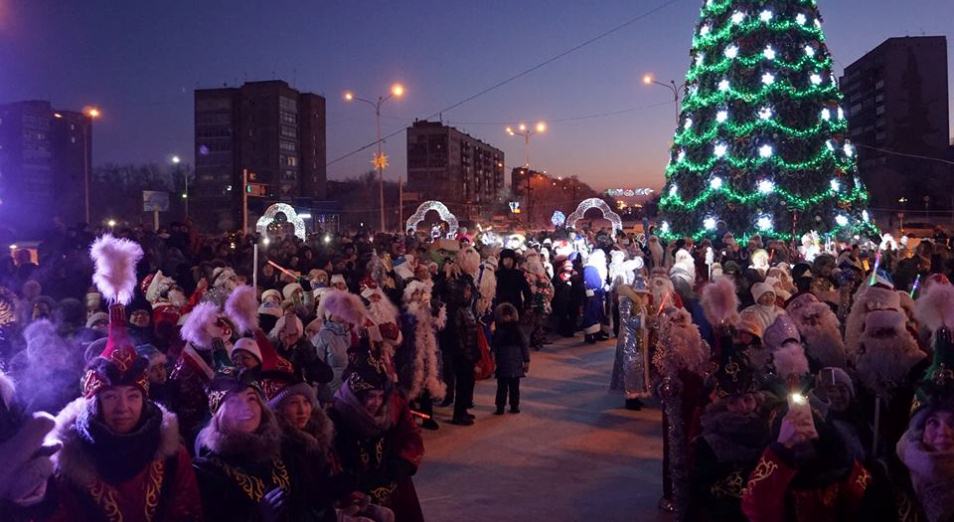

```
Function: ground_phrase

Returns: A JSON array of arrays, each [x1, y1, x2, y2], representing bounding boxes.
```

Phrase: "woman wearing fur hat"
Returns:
[[193, 369, 311, 522], [329, 353, 425, 522], [313, 290, 368, 402], [264, 370, 345, 522], [688, 352, 769, 522], [46, 235, 202, 522], [396, 280, 445, 430], [892, 286, 954, 521]]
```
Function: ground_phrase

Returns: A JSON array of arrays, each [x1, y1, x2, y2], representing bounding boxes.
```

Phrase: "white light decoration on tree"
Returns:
[[761, 72, 775, 85], [716, 110, 729, 123], [758, 106, 773, 120], [821, 108, 831, 121], [405, 200, 459, 237], [795, 13, 807, 25], [757, 179, 776, 194], [677, 149, 686, 162], [759, 10, 773, 22], [684, 117, 693, 130], [763, 45, 776, 60], [710, 176, 724, 190], [814, 18, 822, 29], [830, 179, 841, 192], [758, 144, 774, 158], [843, 143, 855, 157], [660, 221, 670, 233], [731, 11, 746, 24], [724, 44, 739, 59], [804, 45, 815, 57], [826, 140, 835, 151], [862, 210, 870, 222], [689, 84, 699, 96], [837, 107, 845, 120], [835, 215, 849, 227], [256, 203, 307, 240], [565, 198, 623, 233], [830, 74, 838, 85], [695, 53, 705, 66], [756, 215, 773, 231], [669, 184, 679, 197], [810, 74, 823, 85], [703, 217, 717, 230], [718, 79, 730, 91], [699, 24, 711, 36], [713, 143, 728, 158]]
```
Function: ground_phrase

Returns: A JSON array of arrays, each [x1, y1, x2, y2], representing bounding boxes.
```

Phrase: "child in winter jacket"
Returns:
[[492, 303, 530, 415]]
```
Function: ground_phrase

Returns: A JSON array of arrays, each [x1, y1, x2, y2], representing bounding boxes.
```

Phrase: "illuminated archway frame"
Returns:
[[405, 201, 459, 238], [256, 203, 306, 240], [565, 198, 623, 233]]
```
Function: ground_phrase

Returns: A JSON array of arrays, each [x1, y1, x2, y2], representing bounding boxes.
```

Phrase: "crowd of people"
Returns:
[[0, 218, 953, 521]]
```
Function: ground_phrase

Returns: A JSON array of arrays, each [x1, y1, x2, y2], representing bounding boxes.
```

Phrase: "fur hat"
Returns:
[[225, 285, 259, 336], [763, 315, 800, 351], [230, 337, 263, 364], [83, 235, 148, 399], [343, 349, 390, 393], [143, 271, 175, 304], [316, 290, 367, 325], [714, 352, 757, 397], [915, 283, 954, 334], [85, 311, 109, 329], [815, 367, 855, 398], [261, 289, 282, 304], [786, 292, 819, 314], [180, 302, 223, 348], [772, 341, 810, 380], [737, 309, 765, 340], [282, 283, 303, 302], [751, 282, 775, 303], [701, 277, 740, 327]]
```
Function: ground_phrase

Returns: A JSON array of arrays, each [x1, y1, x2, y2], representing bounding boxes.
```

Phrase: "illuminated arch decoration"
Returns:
[[256, 203, 306, 240], [405, 201, 459, 238], [566, 198, 623, 233]]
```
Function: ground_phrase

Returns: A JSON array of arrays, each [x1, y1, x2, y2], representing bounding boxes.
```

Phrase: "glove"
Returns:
[[258, 487, 287, 522]]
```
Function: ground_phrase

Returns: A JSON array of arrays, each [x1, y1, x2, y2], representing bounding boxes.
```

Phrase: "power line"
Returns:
[[326, 0, 684, 168], [855, 143, 954, 166], [444, 100, 675, 127]]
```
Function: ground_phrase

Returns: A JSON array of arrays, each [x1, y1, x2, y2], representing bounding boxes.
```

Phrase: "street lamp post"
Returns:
[[344, 83, 405, 232], [506, 121, 546, 168], [171, 155, 187, 219], [643, 74, 682, 126], [82, 106, 101, 224]]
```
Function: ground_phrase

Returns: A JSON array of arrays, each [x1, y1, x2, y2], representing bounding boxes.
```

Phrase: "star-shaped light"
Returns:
[[758, 106, 773, 120], [810, 74, 823, 85], [716, 110, 729, 123], [796, 13, 807, 25], [713, 143, 728, 158], [757, 216, 773, 231], [718, 79, 730, 91], [703, 217, 717, 230], [763, 46, 776, 60], [372, 152, 390, 170], [761, 72, 775, 85], [731, 11, 746, 24], [835, 215, 849, 227], [724, 44, 739, 59], [804, 45, 816, 57], [759, 144, 774, 158], [758, 179, 776, 194], [760, 10, 773, 22], [710, 176, 724, 189], [821, 108, 831, 121]]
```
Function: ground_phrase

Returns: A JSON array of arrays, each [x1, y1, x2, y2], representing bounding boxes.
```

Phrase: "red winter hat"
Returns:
[[83, 235, 149, 398]]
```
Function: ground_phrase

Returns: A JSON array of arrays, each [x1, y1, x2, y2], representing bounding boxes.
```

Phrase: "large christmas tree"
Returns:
[[657, 0, 878, 242]]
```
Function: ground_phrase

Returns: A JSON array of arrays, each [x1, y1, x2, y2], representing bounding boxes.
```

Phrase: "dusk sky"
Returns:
[[2, 0, 952, 191]]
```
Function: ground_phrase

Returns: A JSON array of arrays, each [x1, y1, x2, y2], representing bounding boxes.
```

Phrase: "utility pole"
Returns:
[[242, 169, 248, 236]]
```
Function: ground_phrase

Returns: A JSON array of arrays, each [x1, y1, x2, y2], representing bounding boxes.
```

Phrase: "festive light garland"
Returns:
[[681, 80, 839, 111], [658, 181, 868, 212], [692, 18, 825, 51], [256, 203, 306, 240], [673, 117, 847, 147], [565, 198, 623, 232], [700, 0, 818, 19], [666, 147, 853, 176], [685, 52, 831, 82]]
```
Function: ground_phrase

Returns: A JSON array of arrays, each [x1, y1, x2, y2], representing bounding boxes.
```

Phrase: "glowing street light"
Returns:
[[642, 73, 683, 125], [107, 219, 117, 228], [506, 121, 547, 167], [171, 155, 181, 164], [343, 83, 407, 232]]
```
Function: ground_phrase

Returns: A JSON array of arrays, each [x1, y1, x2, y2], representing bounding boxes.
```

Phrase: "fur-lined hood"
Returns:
[[51, 397, 180, 486], [195, 407, 283, 465], [279, 407, 335, 460]]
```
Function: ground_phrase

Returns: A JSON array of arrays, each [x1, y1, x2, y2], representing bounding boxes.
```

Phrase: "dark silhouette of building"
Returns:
[[406, 120, 505, 220], [194, 80, 326, 232], [0, 101, 91, 236], [840, 36, 951, 211]]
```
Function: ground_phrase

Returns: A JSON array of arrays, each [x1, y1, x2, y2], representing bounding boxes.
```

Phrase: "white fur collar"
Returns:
[[51, 398, 181, 486]]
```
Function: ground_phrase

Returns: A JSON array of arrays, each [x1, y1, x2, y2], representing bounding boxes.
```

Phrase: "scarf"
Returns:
[[332, 382, 392, 439], [700, 405, 768, 463], [897, 429, 954, 522], [77, 401, 162, 483]]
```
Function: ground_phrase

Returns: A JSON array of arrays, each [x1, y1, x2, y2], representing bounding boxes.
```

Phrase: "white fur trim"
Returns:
[[89, 235, 144, 305]]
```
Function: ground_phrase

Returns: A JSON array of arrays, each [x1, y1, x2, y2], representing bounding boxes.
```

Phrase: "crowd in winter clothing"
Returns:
[[2, 219, 954, 521]]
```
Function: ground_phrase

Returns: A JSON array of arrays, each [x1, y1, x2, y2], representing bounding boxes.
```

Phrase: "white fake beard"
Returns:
[[168, 290, 187, 308]]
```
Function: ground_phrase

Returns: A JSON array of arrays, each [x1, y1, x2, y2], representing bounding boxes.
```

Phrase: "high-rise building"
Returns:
[[406, 120, 505, 220], [0, 100, 91, 235], [194, 80, 327, 232], [840, 36, 951, 211]]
